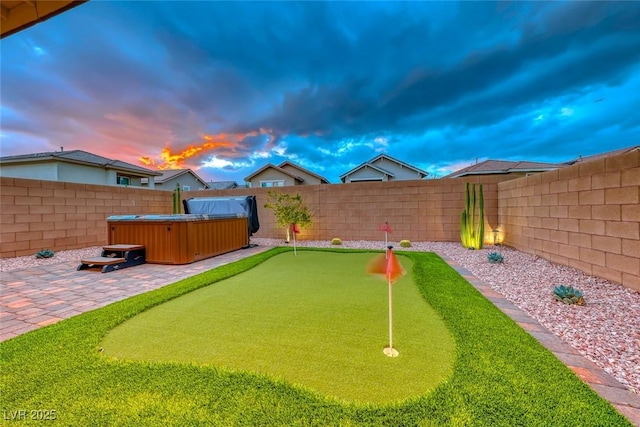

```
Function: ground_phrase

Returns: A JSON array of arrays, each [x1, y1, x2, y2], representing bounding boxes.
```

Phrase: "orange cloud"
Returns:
[[138, 130, 273, 170]]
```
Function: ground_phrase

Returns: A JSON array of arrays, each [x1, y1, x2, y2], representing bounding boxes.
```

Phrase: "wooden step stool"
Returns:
[[77, 244, 146, 273]]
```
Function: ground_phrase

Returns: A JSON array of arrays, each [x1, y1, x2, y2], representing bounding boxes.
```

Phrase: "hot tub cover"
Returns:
[[107, 214, 242, 221], [183, 196, 259, 235]]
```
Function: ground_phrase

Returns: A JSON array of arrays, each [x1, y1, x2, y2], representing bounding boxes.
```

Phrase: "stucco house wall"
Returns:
[[157, 174, 208, 191], [248, 169, 297, 187], [56, 162, 140, 186], [0, 162, 58, 181]]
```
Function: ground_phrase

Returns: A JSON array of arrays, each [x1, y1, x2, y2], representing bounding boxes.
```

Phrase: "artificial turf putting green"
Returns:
[[2, 248, 630, 425], [102, 251, 456, 404]]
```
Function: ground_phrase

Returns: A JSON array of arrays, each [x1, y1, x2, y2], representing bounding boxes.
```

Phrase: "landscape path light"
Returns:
[[492, 228, 500, 246]]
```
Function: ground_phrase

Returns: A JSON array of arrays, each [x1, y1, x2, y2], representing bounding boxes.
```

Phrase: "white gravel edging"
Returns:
[[1, 239, 638, 395], [0, 247, 102, 272]]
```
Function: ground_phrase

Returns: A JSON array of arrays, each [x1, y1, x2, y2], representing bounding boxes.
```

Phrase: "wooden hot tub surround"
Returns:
[[107, 214, 249, 265]]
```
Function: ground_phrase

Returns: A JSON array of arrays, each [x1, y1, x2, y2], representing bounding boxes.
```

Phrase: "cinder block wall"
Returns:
[[2, 154, 638, 292], [0, 177, 171, 257], [499, 149, 639, 291], [185, 176, 504, 242]]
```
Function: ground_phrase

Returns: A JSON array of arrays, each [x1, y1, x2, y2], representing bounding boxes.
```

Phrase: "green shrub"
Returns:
[[399, 240, 412, 248], [35, 249, 55, 259], [487, 252, 504, 264], [553, 285, 585, 305], [331, 238, 342, 245]]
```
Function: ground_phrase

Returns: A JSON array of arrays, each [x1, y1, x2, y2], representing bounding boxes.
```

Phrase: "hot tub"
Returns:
[[107, 214, 249, 265]]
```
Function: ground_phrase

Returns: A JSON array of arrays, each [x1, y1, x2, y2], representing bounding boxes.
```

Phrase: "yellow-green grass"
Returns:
[[101, 252, 455, 404], [0, 247, 631, 426]]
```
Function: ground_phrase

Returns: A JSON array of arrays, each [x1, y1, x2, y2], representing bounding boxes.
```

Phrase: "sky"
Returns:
[[1, 1, 639, 184]]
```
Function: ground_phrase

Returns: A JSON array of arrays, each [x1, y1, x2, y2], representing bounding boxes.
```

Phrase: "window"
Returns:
[[182, 185, 191, 191], [260, 180, 285, 187], [117, 176, 130, 186]]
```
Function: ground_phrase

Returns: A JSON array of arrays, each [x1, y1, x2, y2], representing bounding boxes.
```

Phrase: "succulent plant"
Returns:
[[172, 183, 182, 214], [460, 182, 485, 250], [553, 285, 585, 305], [35, 249, 55, 259], [487, 252, 504, 264], [331, 238, 342, 245], [399, 240, 412, 248]]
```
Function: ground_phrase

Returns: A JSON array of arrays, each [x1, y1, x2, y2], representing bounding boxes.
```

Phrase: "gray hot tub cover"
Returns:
[[183, 196, 259, 235]]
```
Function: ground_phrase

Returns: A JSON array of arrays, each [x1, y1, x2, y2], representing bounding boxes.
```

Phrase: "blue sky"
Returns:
[[1, 1, 639, 183]]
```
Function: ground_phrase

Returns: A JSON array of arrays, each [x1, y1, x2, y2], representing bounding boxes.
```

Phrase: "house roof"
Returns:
[[0, 149, 162, 177], [340, 153, 427, 182], [1, 0, 88, 39], [278, 160, 330, 184], [152, 169, 210, 188], [443, 159, 561, 178], [208, 181, 239, 190], [564, 145, 639, 165]]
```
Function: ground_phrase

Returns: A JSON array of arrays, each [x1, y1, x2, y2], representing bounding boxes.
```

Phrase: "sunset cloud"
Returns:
[[1, 2, 638, 183]]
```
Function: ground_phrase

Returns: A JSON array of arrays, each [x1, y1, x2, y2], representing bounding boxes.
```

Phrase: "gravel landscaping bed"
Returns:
[[1, 239, 638, 395], [0, 246, 103, 272]]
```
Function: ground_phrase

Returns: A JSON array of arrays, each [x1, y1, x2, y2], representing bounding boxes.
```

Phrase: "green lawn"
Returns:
[[101, 252, 455, 404], [0, 247, 631, 426]]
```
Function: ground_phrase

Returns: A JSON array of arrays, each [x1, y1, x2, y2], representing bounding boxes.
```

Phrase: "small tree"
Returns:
[[264, 190, 312, 242]]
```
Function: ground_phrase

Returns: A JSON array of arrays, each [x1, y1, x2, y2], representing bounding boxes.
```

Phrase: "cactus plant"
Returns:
[[35, 249, 55, 259], [487, 252, 504, 264], [460, 182, 485, 250], [399, 240, 412, 248], [553, 285, 585, 305], [172, 183, 182, 214], [331, 238, 342, 245]]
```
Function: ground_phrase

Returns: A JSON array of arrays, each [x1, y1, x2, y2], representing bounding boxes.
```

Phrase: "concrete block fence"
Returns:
[[0, 178, 170, 257], [186, 176, 504, 244], [1, 148, 638, 291], [499, 148, 639, 292]]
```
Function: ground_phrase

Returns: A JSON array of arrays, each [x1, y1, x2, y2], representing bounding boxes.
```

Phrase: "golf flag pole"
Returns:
[[385, 225, 388, 257], [379, 222, 392, 258], [366, 245, 405, 357], [292, 223, 300, 256], [387, 269, 394, 354], [384, 245, 400, 357]]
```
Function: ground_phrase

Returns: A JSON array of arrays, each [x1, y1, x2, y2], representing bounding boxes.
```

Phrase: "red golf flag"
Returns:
[[367, 247, 406, 284], [292, 223, 300, 234], [378, 222, 393, 233]]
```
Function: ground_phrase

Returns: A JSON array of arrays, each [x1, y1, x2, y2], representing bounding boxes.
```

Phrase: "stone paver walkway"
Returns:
[[0, 245, 271, 341], [1, 247, 638, 425]]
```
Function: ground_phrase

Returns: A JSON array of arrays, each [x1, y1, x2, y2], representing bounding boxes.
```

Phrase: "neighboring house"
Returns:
[[443, 159, 562, 179], [141, 169, 210, 191], [244, 161, 330, 188], [208, 181, 239, 190], [0, 149, 162, 187], [340, 154, 428, 183]]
